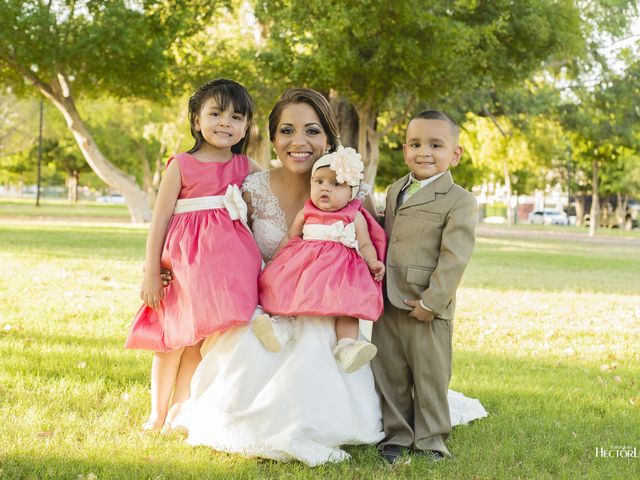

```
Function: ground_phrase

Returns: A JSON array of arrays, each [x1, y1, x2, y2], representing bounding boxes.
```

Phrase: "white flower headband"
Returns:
[[311, 146, 364, 200]]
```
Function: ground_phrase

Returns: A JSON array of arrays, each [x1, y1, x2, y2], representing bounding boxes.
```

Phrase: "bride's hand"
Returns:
[[160, 267, 173, 286], [142, 264, 173, 286]]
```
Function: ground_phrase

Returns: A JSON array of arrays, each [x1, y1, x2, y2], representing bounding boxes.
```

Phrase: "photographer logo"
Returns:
[[595, 446, 638, 459]]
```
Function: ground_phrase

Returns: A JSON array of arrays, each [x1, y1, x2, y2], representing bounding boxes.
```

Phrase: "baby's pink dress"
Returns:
[[259, 199, 385, 321], [126, 153, 262, 352]]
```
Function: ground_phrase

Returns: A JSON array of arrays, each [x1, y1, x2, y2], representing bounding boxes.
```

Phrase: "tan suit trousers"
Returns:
[[371, 298, 453, 454]]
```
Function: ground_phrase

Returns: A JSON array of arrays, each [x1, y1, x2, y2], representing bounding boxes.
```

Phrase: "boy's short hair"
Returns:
[[412, 110, 460, 141]]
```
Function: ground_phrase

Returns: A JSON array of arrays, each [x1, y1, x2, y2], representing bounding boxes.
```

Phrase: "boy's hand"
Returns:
[[369, 260, 385, 281], [404, 299, 435, 323]]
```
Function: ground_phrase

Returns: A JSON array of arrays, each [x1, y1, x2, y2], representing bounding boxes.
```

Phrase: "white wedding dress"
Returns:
[[173, 171, 487, 466]]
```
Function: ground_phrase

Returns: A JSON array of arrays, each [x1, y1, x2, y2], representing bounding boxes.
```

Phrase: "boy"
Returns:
[[371, 110, 477, 464]]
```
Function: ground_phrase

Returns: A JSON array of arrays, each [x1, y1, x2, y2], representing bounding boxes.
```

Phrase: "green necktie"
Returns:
[[406, 178, 422, 198]]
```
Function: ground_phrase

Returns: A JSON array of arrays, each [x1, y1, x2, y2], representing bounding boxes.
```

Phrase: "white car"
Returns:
[[96, 193, 125, 204], [528, 209, 569, 226]]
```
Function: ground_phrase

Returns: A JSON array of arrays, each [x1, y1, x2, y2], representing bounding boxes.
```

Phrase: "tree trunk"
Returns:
[[503, 159, 514, 226], [329, 92, 358, 149], [39, 75, 151, 222], [575, 195, 585, 227], [355, 104, 382, 186], [139, 143, 157, 207], [248, 120, 272, 168], [152, 143, 167, 196], [616, 192, 628, 229], [589, 159, 599, 237], [366, 131, 382, 186], [67, 171, 78, 203]]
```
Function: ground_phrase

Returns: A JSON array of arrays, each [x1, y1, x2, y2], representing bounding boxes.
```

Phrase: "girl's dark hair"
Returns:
[[268, 88, 340, 152], [187, 79, 254, 154]]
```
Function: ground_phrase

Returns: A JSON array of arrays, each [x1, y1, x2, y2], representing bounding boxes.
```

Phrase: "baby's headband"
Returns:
[[311, 146, 364, 200]]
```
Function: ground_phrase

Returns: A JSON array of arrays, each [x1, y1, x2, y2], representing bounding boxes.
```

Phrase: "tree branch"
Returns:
[[0, 51, 55, 98], [380, 95, 416, 136], [483, 105, 510, 138]]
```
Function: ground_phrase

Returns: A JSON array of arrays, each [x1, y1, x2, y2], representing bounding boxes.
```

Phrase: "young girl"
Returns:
[[125, 79, 262, 430], [253, 146, 386, 373]]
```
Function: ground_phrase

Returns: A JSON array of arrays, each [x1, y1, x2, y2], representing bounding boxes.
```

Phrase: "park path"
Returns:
[[477, 224, 640, 247], [2, 215, 639, 247]]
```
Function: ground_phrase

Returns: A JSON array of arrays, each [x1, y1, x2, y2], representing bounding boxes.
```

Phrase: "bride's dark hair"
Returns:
[[268, 88, 341, 152]]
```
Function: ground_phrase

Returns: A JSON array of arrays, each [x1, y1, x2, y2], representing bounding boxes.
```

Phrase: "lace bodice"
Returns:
[[242, 170, 373, 261], [243, 171, 287, 261]]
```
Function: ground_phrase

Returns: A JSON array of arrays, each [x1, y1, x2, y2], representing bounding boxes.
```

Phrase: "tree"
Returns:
[[558, 54, 640, 235], [0, 1, 222, 221], [253, 0, 587, 184]]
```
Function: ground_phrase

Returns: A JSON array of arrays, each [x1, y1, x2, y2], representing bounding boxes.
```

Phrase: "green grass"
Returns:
[[482, 220, 640, 239], [0, 199, 130, 221], [1, 219, 639, 479]]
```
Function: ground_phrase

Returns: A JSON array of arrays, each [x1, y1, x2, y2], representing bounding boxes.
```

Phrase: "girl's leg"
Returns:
[[334, 316, 377, 374], [164, 341, 203, 426], [335, 316, 359, 341], [144, 348, 184, 430]]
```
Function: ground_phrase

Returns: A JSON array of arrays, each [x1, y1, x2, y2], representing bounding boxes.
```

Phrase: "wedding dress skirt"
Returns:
[[173, 314, 488, 466], [174, 315, 384, 466]]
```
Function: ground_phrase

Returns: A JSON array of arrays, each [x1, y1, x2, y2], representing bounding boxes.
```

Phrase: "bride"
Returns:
[[172, 88, 486, 466]]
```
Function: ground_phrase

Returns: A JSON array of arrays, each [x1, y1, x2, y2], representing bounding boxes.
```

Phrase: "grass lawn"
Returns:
[[0, 199, 131, 222], [480, 220, 640, 239], [0, 218, 638, 479]]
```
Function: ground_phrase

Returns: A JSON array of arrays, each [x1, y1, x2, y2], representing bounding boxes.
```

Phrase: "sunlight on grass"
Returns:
[[0, 199, 131, 221], [1, 220, 639, 479]]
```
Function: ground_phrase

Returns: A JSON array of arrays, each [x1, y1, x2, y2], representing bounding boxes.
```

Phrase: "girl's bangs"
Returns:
[[209, 87, 252, 118]]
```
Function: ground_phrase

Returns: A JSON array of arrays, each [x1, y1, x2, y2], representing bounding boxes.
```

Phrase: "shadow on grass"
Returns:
[[2, 330, 149, 387], [0, 454, 257, 480], [1, 344, 640, 479], [0, 224, 146, 260]]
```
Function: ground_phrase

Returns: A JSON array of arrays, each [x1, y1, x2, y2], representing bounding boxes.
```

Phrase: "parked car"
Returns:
[[528, 209, 569, 226], [96, 193, 125, 204]]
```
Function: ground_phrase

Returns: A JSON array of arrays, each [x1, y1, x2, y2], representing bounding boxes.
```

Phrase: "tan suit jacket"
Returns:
[[384, 170, 477, 320]]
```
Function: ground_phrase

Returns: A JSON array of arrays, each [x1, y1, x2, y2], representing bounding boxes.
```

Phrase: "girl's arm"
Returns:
[[354, 211, 385, 281], [248, 158, 263, 174], [141, 160, 182, 309], [274, 208, 305, 255]]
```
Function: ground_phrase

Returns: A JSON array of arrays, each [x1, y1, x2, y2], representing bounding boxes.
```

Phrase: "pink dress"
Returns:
[[258, 199, 386, 321], [126, 153, 262, 352]]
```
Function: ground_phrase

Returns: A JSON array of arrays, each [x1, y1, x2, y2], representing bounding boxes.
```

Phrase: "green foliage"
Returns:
[[0, 1, 226, 99], [558, 51, 640, 199], [0, 93, 183, 190], [254, 1, 585, 108]]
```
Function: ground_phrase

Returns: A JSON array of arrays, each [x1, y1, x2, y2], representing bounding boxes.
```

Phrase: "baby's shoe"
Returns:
[[252, 314, 292, 352], [334, 339, 377, 374]]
